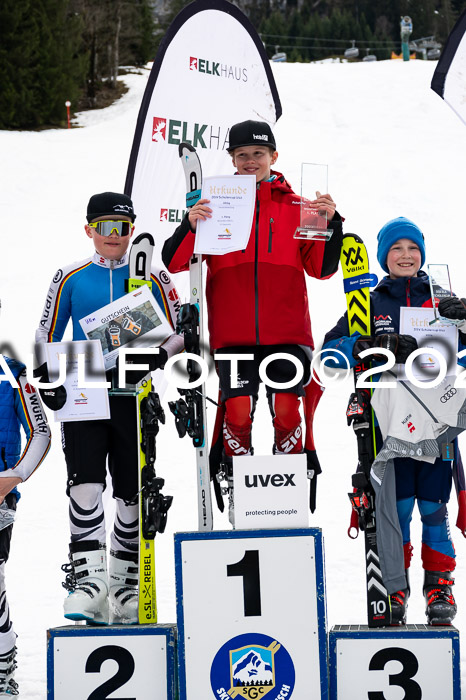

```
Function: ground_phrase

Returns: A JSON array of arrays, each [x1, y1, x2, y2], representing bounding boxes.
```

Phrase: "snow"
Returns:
[[1, 57, 466, 695]]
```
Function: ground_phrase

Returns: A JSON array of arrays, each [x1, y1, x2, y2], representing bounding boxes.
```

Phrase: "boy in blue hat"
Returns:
[[322, 216, 465, 625]]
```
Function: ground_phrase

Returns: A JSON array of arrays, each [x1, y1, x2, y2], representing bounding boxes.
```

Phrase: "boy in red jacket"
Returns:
[[162, 120, 343, 523]]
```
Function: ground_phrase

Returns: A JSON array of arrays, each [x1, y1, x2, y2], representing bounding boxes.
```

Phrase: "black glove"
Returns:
[[438, 296, 466, 322], [118, 348, 168, 385], [305, 449, 322, 514], [346, 390, 371, 426], [353, 334, 417, 364], [33, 363, 67, 411]]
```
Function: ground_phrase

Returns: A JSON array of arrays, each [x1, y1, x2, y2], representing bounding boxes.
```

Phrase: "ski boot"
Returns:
[[423, 571, 457, 625], [390, 569, 410, 625], [62, 541, 109, 624], [0, 647, 18, 697], [109, 550, 138, 624]]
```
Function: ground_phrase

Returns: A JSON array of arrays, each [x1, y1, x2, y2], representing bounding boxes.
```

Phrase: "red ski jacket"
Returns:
[[162, 171, 343, 350]]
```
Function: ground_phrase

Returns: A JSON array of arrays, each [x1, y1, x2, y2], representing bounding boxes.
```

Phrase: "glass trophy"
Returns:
[[293, 163, 333, 241], [428, 264, 459, 326]]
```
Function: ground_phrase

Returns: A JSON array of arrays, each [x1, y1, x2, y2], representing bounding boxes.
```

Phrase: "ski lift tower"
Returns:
[[401, 15, 413, 61]]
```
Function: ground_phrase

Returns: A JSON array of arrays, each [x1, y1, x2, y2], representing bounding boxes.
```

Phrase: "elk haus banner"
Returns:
[[124, 0, 282, 259]]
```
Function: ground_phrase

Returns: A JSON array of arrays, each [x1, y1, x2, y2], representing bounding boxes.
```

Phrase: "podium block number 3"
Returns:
[[85, 645, 135, 700], [227, 550, 261, 617], [368, 647, 421, 700]]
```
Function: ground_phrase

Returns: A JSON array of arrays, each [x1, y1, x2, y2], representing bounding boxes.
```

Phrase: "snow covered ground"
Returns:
[[2, 57, 466, 696]]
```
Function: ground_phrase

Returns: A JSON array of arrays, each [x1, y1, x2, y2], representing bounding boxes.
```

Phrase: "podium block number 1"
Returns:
[[175, 528, 329, 700], [227, 550, 261, 617]]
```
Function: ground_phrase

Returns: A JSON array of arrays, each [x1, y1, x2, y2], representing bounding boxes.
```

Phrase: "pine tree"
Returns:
[[0, 0, 86, 129]]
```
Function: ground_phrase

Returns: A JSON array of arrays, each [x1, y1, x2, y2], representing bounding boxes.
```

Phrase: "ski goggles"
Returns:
[[88, 220, 133, 237]]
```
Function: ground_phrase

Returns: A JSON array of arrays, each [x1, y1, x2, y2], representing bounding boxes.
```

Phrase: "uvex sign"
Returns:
[[245, 473, 296, 488]]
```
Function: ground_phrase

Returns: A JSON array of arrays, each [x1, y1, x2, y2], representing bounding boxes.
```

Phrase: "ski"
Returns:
[[168, 143, 214, 531], [127, 232, 173, 624], [340, 233, 391, 627]]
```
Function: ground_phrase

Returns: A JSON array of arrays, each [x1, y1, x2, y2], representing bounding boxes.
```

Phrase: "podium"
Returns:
[[174, 528, 329, 699], [329, 624, 461, 700], [46, 623, 177, 699]]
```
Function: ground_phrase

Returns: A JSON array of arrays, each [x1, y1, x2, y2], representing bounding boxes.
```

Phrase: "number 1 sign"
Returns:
[[174, 528, 328, 700]]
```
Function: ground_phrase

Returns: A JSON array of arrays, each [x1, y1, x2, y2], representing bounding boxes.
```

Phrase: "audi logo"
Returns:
[[440, 388, 457, 403]]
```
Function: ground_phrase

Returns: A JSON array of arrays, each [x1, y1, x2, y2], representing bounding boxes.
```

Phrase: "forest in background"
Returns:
[[1, 0, 465, 129]]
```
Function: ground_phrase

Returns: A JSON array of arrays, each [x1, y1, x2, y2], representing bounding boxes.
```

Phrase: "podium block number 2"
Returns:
[[227, 550, 261, 617], [48, 625, 175, 700], [85, 645, 135, 700]]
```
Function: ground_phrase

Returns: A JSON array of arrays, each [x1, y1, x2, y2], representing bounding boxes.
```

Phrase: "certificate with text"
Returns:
[[399, 306, 458, 379], [194, 174, 255, 254], [45, 340, 110, 422]]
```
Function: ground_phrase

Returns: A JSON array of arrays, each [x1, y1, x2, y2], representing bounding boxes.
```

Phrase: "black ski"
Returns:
[[341, 233, 391, 627]]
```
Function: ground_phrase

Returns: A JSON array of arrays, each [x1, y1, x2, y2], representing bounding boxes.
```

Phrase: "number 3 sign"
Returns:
[[329, 625, 460, 700]]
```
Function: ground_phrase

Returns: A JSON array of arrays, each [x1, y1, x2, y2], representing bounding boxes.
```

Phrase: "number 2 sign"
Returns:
[[47, 624, 176, 699]]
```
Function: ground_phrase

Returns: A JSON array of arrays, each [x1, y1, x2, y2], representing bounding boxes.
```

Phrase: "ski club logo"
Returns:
[[152, 117, 167, 142], [189, 55, 248, 82], [219, 227, 232, 240], [151, 115, 229, 150], [74, 392, 88, 406], [210, 633, 295, 699]]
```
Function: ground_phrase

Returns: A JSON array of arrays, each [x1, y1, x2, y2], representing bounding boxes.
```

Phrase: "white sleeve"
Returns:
[[3, 370, 51, 481]]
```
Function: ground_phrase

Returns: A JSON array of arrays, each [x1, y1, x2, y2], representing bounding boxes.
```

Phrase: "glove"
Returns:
[[305, 449, 322, 514], [346, 390, 371, 426], [33, 363, 67, 411], [353, 334, 417, 364], [438, 297, 466, 331], [118, 348, 168, 385]]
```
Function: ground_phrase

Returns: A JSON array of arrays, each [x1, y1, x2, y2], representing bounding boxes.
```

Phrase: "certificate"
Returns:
[[194, 174, 255, 254], [79, 285, 172, 371], [45, 340, 110, 422], [399, 306, 458, 379]]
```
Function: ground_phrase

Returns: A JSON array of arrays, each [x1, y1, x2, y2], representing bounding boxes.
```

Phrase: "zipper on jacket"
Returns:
[[268, 217, 274, 253], [110, 260, 114, 302], [1, 448, 7, 470], [406, 278, 411, 307], [255, 196, 260, 344]]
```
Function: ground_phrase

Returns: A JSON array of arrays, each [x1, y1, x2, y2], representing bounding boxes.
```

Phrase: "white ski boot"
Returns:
[[109, 550, 138, 624], [0, 647, 18, 697], [62, 541, 109, 624]]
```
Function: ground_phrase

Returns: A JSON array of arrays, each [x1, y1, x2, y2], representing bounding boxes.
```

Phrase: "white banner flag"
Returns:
[[125, 0, 281, 258]]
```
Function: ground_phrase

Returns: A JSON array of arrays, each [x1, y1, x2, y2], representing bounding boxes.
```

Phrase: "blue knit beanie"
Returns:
[[377, 217, 425, 273]]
